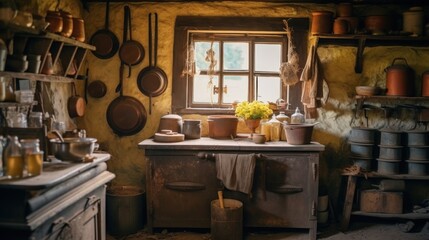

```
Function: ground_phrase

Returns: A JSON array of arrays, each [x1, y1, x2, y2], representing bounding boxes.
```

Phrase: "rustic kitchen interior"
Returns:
[[0, 0, 429, 239]]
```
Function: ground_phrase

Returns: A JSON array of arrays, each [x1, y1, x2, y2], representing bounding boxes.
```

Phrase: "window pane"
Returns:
[[255, 44, 281, 72], [255, 76, 281, 102], [193, 75, 219, 103], [223, 75, 248, 104], [195, 41, 220, 72], [223, 42, 249, 71]]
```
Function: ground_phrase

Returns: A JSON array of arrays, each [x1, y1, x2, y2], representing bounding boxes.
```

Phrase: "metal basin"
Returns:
[[50, 137, 97, 161]]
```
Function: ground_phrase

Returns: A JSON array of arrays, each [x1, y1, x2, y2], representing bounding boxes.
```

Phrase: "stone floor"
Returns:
[[107, 217, 429, 240]]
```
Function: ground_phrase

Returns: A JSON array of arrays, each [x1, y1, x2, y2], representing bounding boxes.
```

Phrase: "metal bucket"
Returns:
[[106, 186, 146, 236], [379, 145, 403, 160], [407, 130, 429, 146], [379, 129, 402, 146], [349, 127, 377, 144], [350, 142, 376, 158], [211, 199, 243, 240], [406, 160, 429, 176], [377, 158, 401, 175], [408, 146, 429, 160]]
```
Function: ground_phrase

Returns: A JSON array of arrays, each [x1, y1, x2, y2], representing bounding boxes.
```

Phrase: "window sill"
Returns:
[[175, 108, 236, 115]]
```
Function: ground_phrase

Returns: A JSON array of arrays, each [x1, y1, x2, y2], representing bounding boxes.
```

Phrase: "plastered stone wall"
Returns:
[[21, 1, 429, 208]]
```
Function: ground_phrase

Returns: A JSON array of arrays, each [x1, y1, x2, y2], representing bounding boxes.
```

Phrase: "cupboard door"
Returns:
[[227, 153, 318, 228], [149, 155, 218, 228]]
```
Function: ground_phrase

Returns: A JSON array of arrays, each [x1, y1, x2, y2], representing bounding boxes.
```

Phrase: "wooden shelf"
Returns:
[[351, 211, 429, 220], [0, 71, 74, 83], [313, 34, 429, 73], [342, 171, 429, 180], [0, 101, 37, 108]]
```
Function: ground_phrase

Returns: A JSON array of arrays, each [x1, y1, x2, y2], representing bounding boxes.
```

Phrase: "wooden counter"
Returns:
[[139, 138, 324, 240]]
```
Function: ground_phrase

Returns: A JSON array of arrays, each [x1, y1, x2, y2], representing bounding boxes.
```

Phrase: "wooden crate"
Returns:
[[360, 189, 403, 214]]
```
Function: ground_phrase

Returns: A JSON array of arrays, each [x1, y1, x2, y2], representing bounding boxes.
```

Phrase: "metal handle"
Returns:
[[267, 184, 303, 194], [165, 181, 206, 191]]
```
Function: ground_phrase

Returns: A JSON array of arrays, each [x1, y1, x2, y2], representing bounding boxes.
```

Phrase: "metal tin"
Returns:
[[182, 119, 201, 139], [376, 158, 401, 175], [406, 160, 429, 175]]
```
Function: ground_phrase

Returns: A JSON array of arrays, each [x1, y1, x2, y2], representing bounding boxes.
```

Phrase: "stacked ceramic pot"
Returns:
[[377, 129, 403, 175], [405, 130, 429, 176], [349, 127, 378, 171]]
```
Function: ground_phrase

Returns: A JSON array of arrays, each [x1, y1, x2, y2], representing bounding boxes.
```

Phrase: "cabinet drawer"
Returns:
[[148, 156, 217, 228]]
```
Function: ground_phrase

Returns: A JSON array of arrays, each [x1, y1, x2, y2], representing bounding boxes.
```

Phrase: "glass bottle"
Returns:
[[260, 119, 271, 142], [269, 114, 281, 142], [291, 107, 305, 124], [20, 139, 43, 177], [276, 112, 290, 141], [4, 136, 24, 179]]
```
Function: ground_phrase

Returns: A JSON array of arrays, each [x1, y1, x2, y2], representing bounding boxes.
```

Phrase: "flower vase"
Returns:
[[245, 119, 261, 138]]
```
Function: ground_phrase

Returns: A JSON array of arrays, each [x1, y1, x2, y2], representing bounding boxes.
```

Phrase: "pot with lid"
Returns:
[[158, 113, 182, 133], [384, 58, 415, 96]]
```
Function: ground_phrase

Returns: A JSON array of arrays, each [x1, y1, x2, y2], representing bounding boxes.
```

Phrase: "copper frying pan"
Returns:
[[89, 0, 119, 59], [137, 13, 167, 114], [106, 64, 147, 136], [119, 5, 145, 78]]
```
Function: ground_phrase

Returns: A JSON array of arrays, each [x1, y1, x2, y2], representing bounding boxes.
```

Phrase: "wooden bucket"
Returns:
[[211, 199, 243, 240]]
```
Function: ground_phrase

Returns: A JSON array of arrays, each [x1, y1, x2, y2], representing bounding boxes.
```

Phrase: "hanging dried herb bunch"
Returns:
[[280, 19, 300, 86]]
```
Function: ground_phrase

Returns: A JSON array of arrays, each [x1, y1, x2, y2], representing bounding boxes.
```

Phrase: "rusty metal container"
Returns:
[[360, 189, 403, 214], [106, 186, 146, 236], [284, 123, 316, 145]]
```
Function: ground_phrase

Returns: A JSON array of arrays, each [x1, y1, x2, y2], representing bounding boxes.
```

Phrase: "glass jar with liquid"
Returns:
[[20, 139, 43, 177], [4, 136, 24, 179], [260, 119, 271, 142], [276, 112, 290, 141], [269, 114, 281, 142]]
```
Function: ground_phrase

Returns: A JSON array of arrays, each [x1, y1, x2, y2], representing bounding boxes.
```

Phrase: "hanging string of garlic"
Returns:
[[280, 19, 300, 86]]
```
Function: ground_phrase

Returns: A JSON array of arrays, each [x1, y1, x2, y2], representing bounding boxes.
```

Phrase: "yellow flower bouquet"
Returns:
[[235, 101, 273, 120]]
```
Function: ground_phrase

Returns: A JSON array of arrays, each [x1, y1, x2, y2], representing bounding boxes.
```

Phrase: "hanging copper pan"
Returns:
[[137, 13, 167, 114], [106, 64, 147, 136], [119, 5, 144, 77], [89, 0, 119, 59]]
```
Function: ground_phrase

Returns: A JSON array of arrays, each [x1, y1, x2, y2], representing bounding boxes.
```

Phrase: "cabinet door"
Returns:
[[148, 155, 218, 228], [227, 153, 318, 228]]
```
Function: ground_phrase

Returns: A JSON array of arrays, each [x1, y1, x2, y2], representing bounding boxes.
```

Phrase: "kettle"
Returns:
[[158, 113, 183, 133]]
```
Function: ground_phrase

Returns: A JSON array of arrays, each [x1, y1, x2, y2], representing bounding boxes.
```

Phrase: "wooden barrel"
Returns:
[[211, 199, 243, 240]]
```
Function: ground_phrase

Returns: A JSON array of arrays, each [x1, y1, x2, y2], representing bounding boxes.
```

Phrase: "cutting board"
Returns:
[[154, 132, 185, 142]]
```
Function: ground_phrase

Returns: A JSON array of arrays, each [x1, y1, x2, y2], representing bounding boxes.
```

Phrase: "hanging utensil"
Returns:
[[89, 0, 119, 59], [137, 13, 167, 114], [106, 63, 147, 136], [119, 5, 145, 78]]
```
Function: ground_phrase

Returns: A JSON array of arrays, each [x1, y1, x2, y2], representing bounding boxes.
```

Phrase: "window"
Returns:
[[173, 17, 309, 115]]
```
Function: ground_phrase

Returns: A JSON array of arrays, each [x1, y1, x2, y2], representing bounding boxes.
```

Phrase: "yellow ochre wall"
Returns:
[[20, 1, 429, 206]]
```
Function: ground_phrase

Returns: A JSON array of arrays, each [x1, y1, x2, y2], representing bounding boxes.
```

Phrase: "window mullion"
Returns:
[[249, 39, 255, 101]]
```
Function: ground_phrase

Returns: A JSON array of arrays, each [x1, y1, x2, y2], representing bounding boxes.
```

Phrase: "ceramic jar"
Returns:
[[403, 7, 424, 36], [71, 17, 85, 42], [60, 10, 73, 37], [311, 11, 334, 34], [45, 10, 63, 33], [333, 18, 350, 34]]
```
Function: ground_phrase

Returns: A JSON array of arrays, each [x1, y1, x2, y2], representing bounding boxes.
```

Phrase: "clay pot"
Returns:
[[158, 113, 183, 133], [365, 15, 393, 34], [207, 115, 238, 139], [337, 16, 359, 34], [283, 123, 317, 145], [333, 18, 350, 34], [311, 11, 334, 34], [403, 7, 424, 36], [337, 3, 353, 17]]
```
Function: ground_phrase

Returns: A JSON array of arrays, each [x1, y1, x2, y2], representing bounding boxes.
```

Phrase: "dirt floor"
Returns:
[[107, 218, 429, 240]]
